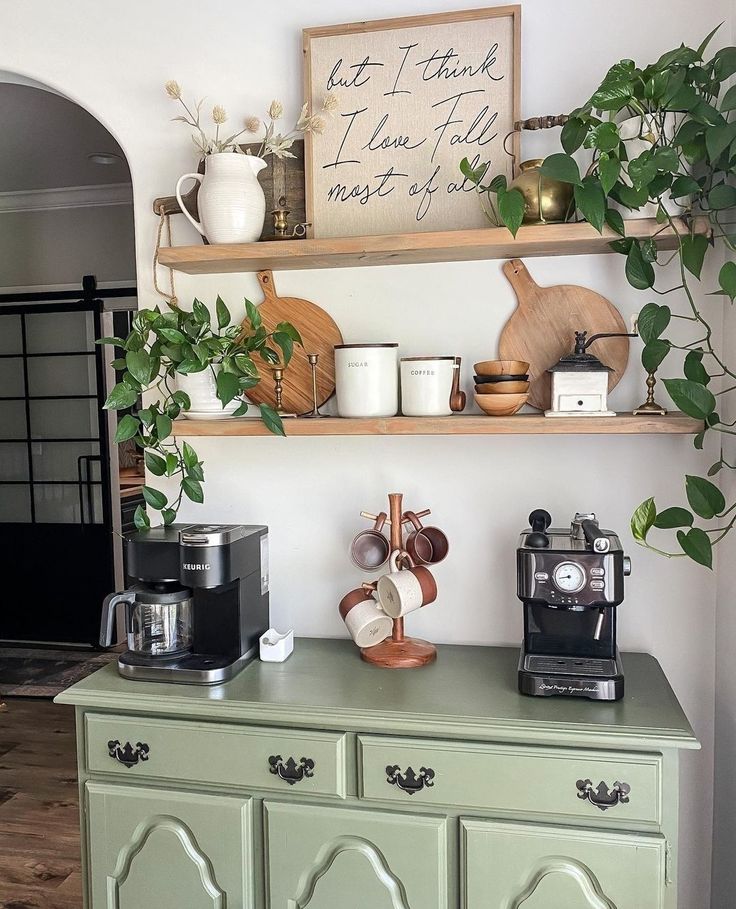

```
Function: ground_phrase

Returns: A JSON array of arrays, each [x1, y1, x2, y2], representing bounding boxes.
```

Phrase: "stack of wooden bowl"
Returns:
[[473, 360, 530, 416]]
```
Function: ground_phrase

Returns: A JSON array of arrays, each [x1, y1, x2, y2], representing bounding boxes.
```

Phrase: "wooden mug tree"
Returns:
[[360, 492, 437, 669]]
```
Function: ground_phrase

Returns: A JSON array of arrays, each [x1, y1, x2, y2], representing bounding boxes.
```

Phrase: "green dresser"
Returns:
[[56, 639, 697, 909]]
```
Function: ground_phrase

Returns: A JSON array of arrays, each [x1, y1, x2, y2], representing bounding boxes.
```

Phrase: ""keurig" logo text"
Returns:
[[183, 563, 210, 571]]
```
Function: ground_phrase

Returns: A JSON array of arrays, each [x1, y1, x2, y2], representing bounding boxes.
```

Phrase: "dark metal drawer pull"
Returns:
[[268, 755, 315, 785], [386, 764, 435, 795], [108, 739, 150, 768], [576, 778, 630, 810]]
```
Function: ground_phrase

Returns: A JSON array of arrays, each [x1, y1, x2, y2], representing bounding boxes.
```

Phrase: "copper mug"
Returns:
[[404, 511, 449, 565], [350, 511, 391, 570], [339, 584, 392, 648]]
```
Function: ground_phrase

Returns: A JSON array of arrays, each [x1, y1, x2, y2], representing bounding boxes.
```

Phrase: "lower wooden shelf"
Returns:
[[171, 413, 700, 437]]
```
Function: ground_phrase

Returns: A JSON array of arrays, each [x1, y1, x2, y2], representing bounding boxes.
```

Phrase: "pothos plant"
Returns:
[[99, 296, 301, 530], [462, 30, 736, 568]]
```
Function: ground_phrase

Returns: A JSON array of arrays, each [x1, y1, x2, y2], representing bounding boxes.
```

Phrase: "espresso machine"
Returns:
[[517, 509, 631, 700], [100, 523, 269, 684]]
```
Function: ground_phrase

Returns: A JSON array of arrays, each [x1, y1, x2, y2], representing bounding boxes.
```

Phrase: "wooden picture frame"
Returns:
[[303, 6, 521, 239]]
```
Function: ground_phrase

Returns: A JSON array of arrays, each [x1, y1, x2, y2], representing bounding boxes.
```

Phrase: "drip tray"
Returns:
[[524, 655, 618, 677]]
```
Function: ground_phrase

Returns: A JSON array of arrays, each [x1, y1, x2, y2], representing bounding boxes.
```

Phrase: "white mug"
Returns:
[[400, 356, 458, 417], [376, 551, 438, 619], [334, 344, 399, 417], [339, 586, 393, 649]]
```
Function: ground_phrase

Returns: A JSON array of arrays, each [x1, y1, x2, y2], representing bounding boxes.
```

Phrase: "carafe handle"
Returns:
[[175, 173, 205, 236], [100, 591, 136, 648]]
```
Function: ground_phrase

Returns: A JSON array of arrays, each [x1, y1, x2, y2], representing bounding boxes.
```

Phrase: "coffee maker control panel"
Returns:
[[521, 550, 619, 607]]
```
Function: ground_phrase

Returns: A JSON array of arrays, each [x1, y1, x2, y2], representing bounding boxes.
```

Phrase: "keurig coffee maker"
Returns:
[[517, 509, 631, 701], [100, 523, 269, 684]]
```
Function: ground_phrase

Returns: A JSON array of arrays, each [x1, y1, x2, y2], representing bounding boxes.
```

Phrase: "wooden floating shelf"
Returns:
[[172, 413, 701, 437], [158, 218, 708, 274]]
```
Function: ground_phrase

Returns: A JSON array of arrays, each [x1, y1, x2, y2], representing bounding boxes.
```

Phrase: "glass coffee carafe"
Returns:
[[100, 584, 193, 658]]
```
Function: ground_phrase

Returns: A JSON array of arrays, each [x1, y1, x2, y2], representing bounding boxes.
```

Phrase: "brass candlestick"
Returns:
[[271, 195, 290, 240], [272, 367, 297, 417], [303, 353, 323, 418], [633, 371, 668, 415]]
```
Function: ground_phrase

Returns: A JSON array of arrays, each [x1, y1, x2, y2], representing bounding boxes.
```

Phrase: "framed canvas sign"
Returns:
[[303, 6, 520, 238]]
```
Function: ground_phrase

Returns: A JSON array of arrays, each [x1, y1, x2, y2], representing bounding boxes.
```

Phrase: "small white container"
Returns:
[[176, 365, 240, 415], [400, 356, 457, 416], [259, 628, 294, 662], [334, 343, 399, 417]]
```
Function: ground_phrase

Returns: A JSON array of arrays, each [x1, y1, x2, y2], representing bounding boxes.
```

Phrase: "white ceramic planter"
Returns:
[[614, 113, 690, 219], [175, 365, 241, 418], [176, 152, 267, 244], [334, 344, 399, 418]]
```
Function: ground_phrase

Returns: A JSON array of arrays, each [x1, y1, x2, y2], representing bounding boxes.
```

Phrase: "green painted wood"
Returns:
[[87, 713, 348, 797], [55, 639, 698, 751], [86, 781, 253, 909], [462, 818, 666, 909], [359, 735, 661, 824], [264, 801, 448, 909]]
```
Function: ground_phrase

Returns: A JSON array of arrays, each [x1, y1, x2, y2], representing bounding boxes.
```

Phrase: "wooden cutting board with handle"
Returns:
[[499, 258, 630, 411], [243, 270, 343, 415]]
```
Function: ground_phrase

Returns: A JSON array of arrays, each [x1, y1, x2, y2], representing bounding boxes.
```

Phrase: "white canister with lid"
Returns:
[[334, 343, 399, 417], [400, 356, 459, 416]]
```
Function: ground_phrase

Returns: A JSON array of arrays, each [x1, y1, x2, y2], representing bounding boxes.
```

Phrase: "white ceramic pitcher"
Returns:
[[175, 152, 267, 244]]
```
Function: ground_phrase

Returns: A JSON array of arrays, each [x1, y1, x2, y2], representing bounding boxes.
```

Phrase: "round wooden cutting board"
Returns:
[[243, 270, 343, 415], [499, 258, 630, 411]]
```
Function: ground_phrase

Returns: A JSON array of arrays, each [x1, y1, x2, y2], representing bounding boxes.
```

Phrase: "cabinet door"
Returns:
[[462, 819, 666, 909], [264, 801, 448, 909], [86, 781, 253, 909]]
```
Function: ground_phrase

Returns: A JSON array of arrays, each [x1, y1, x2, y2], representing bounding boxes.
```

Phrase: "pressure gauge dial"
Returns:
[[552, 561, 586, 593]]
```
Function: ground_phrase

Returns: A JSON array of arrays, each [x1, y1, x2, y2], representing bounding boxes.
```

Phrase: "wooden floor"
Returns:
[[0, 698, 82, 909]]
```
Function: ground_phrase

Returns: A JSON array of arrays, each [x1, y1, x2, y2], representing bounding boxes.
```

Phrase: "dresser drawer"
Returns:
[[86, 713, 348, 797], [359, 735, 661, 824]]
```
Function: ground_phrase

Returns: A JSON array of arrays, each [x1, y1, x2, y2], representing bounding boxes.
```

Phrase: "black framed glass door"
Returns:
[[0, 281, 135, 645]]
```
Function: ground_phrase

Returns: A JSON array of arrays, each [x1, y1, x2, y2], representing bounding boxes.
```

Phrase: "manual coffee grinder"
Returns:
[[517, 509, 631, 700]]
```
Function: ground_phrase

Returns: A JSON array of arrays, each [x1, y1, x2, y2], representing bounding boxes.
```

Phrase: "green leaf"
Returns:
[[616, 182, 650, 210], [133, 504, 150, 531], [142, 485, 168, 510], [680, 233, 709, 278], [653, 507, 694, 529], [574, 176, 606, 233], [638, 303, 671, 343], [164, 453, 178, 476], [215, 369, 240, 407], [605, 208, 625, 237], [627, 152, 658, 190], [498, 188, 525, 237], [161, 508, 177, 525], [182, 477, 204, 504], [631, 497, 656, 542], [670, 175, 701, 198], [684, 350, 710, 385], [232, 401, 250, 417], [114, 414, 140, 443], [155, 413, 172, 440], [686, 475, 726, 519], [158, 327, 188, 345], [694, 429, 706, 450], [192, 299, 210, 325], [709, 184, 736, 211], [540, 153, 582, 186], [719, 261, 736, 301], [144, 450, 167, 476], [138, 407, 154, 427], [706, 123, 736, 163], [103, 381, 138, 411], [642, 339, 670, 373], [216, 295, 231, 329], [697, 24, 722, 58], [186, 462, 204, 482], [274, 321, 303, 345], [598, 153, 621, 197], [586, 121, 620, 153], [708, 461, 723, 477], [662, 378, 715, 419], [234, 353, 258, 377], [273, 331, 294, 366], [722, 83, 736, 112], [489, 174, 507, 193], [677, 527, 712, 568], [459, 156, 488, 185], [182, 441, 199, 470], [626, 242, 655, 290], [561, 116, 588, 154], [172, 389, 191, 410], [244, 297, 262, 331], [714, 46, 736, 80], [97, 336, 126, 347], [259, 403, 286, 437], [176, 358, 207, 374]]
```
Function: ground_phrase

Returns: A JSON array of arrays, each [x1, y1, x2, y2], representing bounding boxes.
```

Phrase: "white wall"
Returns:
[[0, 2, 729, 905]]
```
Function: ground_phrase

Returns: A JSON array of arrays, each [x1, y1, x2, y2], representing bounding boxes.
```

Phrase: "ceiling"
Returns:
[[0, 84, 131, 192]]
